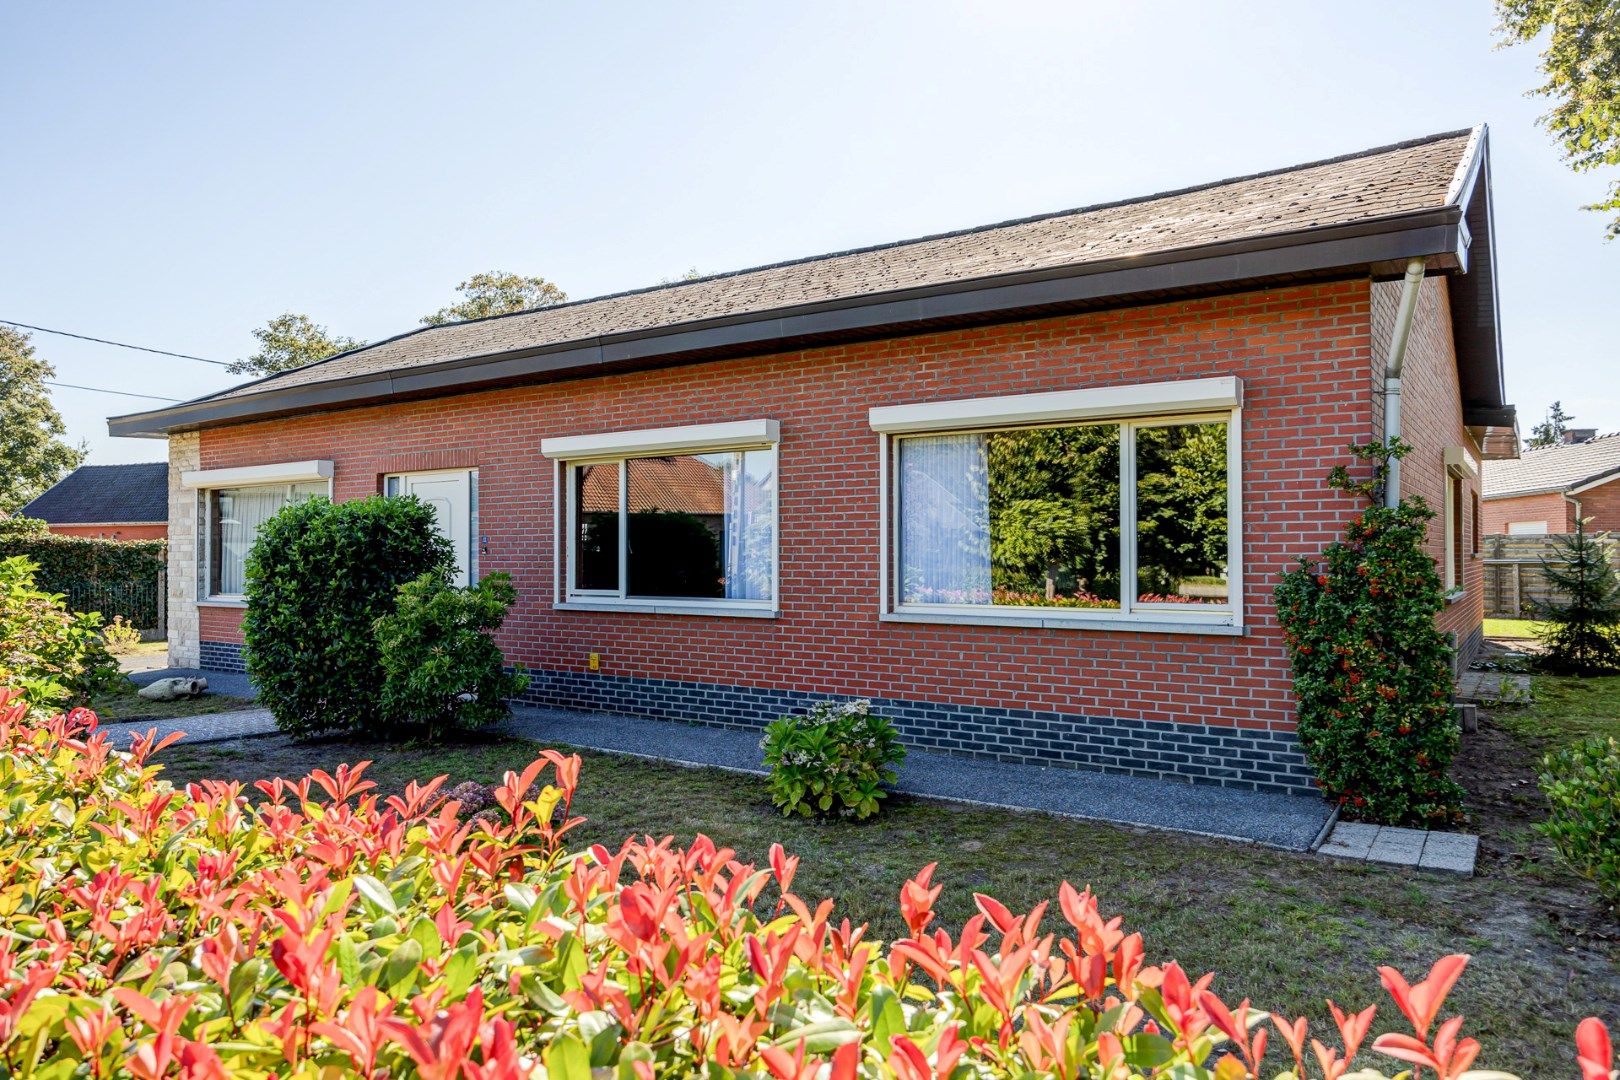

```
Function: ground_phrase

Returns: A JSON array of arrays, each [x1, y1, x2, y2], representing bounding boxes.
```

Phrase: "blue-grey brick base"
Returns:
[[199, 640, 246, 673], [514, 670, 1317, 795]]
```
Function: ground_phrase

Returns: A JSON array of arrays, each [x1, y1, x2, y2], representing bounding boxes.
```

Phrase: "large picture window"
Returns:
[[207, 481, 327, 597], [873, 379, 1243, 630], [546, 422, 779, 614]]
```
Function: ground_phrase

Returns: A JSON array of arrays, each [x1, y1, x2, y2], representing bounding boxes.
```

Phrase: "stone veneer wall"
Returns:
[[167, 433, 201, 667]]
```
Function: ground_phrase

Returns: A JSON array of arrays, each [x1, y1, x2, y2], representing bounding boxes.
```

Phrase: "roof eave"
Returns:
[[109, 208, 1470, 439]]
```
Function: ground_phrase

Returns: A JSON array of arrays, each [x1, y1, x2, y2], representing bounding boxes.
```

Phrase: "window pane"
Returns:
[[573, 464, 620, 591], [1134, 421, 1229, 604], [987, 425, 1121, 606], [625, 450, 775, 600], [899, 434, 991, 604], [211, 485, 291, 595], [899, 425, 1121, 607], [290, 481, 327, 501]]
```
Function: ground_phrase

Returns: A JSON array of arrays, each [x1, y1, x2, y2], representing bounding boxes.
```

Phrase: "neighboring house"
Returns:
[[1481, 431, 1620, 535], [110, 126, 1517, 796], [19, 463, 169, 540]]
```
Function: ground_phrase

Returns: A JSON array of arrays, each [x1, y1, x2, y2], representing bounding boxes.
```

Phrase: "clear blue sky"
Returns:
[[4, 1, 1615, 465]]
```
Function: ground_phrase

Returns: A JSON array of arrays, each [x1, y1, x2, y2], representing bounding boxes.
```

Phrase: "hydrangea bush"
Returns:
[[762, 699, 907, 819], [0, 687, 1611, 1079]]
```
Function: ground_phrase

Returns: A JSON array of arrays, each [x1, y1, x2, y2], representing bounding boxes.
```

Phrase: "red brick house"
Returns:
[[111, 127, 1516, 795], [1482, 432, 1620, 535], [19, 463, 169, 540]]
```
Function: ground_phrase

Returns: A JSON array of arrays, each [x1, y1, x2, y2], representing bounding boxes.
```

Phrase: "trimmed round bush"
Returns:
[[375, 570, 530, 741], [243, 494, 453, 736]]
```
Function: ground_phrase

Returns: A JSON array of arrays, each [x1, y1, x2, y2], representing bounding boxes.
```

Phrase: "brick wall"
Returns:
[[1575, 476, 1620, 532], [46, 523, 168, 540], [1482, 490, 1576, 535], [1371, 276, 1485, 666], [187, 279, 1426, 791]]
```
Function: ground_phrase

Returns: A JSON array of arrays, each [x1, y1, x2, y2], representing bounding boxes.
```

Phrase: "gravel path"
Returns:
[[497, 707, 1335, 851]]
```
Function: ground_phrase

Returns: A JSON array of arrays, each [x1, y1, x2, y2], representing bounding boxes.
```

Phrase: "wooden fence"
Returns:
[[1482, 533, 1619, 618]]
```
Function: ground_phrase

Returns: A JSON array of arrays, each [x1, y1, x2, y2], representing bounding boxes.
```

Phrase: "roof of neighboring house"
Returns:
[[20, 463, 169, 525], [1482, 434, 1620, 500], [579, 455, 726, 515], [110, 126, 1512, 442]]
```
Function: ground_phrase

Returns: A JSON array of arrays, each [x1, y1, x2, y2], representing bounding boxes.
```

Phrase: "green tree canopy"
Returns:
[[1527, 400, 1575, 448], [421, 271, 568, 326], [0, 327, 85, 514], [1497, 0, 1620, 238], [228, 312, 363, 377]]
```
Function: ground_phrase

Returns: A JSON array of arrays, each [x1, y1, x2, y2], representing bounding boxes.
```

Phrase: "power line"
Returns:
[[44, 380, 181, 402], [1, 319, 230, 366]]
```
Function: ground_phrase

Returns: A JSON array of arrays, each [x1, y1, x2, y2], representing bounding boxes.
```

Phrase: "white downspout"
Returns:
[[1383, 257, 1428, 507]]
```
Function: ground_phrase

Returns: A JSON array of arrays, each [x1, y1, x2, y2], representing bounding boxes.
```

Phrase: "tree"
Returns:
[[1527, 400, 1576, 449], [1496, 0, 1620, 238], [1534, 515, 1620, 673], [0, 326, 85, 514], [228, 312, 362, 377], [421, 271, 568, 326]]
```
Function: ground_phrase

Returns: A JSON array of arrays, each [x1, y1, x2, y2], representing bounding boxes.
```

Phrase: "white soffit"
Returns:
[[541, 419, 779, 460], [180, 460, 333, 488], [868, 377, 1243, 434], [1444, 446, 1480, 479]]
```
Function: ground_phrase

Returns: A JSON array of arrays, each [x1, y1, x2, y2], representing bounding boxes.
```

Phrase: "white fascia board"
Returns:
[[541, 419, 779, 460], [180, 460, 333, 488], [868, 377, 1243, 434], [1570, 470, 1620, 497], [1443, 446, 1480, 479]]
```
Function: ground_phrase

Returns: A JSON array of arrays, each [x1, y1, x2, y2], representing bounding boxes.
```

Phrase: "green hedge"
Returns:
[[0, 518, 166, 629]]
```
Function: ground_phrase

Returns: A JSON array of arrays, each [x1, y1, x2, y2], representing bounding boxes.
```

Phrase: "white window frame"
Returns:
[[1442, 447, 1478, 597], [871, 380, 1244, 634], [195, 474, 334, 603], [540, 421, 781, 618]]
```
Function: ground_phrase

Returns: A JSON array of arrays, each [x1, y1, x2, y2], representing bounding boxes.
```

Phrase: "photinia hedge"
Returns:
[[0, 518, 166, 629], [0, 686, 1610, 1079]]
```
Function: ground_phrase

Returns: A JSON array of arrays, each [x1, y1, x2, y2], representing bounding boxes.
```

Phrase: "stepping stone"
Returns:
[[1318, 821, 1377, 860], [1418, 831, 1479, 875], [1367, 826, 1426, 867]]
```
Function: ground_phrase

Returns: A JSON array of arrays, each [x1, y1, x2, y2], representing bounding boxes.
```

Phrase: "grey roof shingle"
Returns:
[[20, 463, 169, 525], [198, 128, 1477, 405], [1481, 435, 1620, 499]]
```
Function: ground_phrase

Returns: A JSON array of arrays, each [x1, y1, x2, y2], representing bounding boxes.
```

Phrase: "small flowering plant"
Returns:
[[761, 698, 907, 819]]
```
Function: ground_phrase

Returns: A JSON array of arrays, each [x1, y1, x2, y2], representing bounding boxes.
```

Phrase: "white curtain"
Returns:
[[722, 449, 775, 600], [215, 486, 288, 594], [899, 434, 991, 604]]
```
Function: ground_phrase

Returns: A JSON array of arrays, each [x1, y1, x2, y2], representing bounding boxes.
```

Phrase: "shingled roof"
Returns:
[[1482, 434, 1620, 500], [20, 463, 168, 525], [110, 126, 1510, 439]]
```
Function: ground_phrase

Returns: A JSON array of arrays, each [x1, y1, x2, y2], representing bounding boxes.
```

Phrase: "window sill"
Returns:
[[880, 609, 1245, 635], [197, 597, 248, 609], [1444, 588, 1467, 605], [555, 601, 779, 619]]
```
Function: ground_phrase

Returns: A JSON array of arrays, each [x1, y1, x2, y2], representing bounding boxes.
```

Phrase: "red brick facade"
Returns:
[[1481, 491, 1577, 536], [47, 523, 167, 541], [187, 278, 1481, 769]]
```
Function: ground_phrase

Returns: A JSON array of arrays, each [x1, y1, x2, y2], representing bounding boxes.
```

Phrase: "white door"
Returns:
[[391, 470, 474, 586]]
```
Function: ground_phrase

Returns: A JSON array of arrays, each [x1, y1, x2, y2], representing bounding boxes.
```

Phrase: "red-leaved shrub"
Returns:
[[0, 687, 1608, 1079]]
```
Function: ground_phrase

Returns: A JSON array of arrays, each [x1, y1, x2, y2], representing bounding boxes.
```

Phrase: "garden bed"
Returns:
[[155, 692, 1620, 1078]]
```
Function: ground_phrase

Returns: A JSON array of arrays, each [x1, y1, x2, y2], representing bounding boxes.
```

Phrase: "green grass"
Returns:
[[1494, 673, 1620, 747], [1483, 618, 1546, 640], [91, 687, 256, 723], [154, 731, 1618, 1078]]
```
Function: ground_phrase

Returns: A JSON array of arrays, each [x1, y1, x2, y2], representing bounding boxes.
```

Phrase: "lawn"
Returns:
[[1491, 673, 1620, 747], [156, 696, 1620, 1078], [1483, 617, 1547, 640]]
